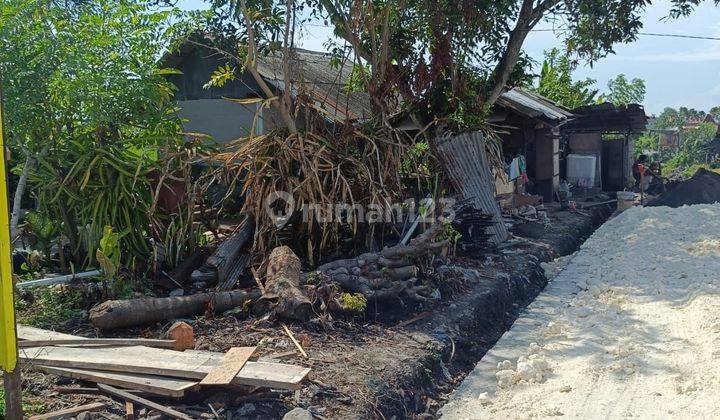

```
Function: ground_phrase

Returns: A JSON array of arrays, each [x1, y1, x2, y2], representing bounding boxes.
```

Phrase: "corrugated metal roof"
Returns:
[[256, 49, 373, 122], [496, 88, 574, 122]]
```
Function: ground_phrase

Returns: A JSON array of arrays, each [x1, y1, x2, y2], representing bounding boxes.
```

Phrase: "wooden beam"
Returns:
[[18, 338, 176, 349], [97, 384, 193, 420], [21, 345, 310, 390], [200, 347, 256, 385], [31, 365, 197, 398], [125, 401, 135, 420], [29, 402, 106, 420]]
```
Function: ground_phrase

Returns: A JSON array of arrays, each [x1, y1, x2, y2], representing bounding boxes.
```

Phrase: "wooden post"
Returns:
[[0, 77, 22, 419]]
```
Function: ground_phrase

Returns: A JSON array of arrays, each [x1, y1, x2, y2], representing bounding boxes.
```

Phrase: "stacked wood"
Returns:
[[191, 214, 254, 286], [255, 246, 312, 321], [312, 222, 449, 303], [19, 325, 311, 400], [89, 289, 260, 330]]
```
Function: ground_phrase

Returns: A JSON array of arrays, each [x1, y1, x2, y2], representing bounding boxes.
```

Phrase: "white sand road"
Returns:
[[440, 204, 720, 419]]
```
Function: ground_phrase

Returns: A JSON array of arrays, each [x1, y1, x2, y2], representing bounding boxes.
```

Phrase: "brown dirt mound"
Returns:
[[647, 168, 720, 208]]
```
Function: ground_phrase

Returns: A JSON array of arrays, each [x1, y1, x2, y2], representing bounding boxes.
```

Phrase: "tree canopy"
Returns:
[[599, 74, 646, 106], [534, 48, 597, 109]]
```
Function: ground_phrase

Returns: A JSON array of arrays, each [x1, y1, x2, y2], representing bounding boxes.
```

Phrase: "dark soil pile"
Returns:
[[647, 168, 720, 208]]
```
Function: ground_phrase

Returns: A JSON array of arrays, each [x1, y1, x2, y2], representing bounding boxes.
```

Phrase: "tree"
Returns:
[[651, 106, 707, 129], [0, 0, 189, 269], [534, 48, 597, 108], [600, 74, 646, 106]]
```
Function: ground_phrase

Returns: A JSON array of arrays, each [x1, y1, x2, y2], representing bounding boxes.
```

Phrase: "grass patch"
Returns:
[[0, 379, 48, 417], [15, 286, 85, 330]]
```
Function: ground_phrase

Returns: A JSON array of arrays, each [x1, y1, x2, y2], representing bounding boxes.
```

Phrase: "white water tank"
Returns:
[[566, 154, 597, 187]]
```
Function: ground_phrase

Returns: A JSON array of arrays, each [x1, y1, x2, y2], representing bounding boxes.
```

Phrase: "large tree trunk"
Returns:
[[89, 289, 261, 330], [255, 246, 312, 321]]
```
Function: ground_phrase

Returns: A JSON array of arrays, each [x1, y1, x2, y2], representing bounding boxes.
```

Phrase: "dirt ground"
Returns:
[[12, 202, 614, 419]]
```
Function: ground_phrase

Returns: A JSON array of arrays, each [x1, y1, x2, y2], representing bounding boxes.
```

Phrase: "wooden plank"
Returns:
[[19, 338, 176, 349], [31, 365, 197, 398], [29, 402, 106, 420], [21, 345, 310, 389], [17, 325, 84, 341], [200, 346, 256, 385], [97, 384, 193, 420], [125, 401, 135, 420]]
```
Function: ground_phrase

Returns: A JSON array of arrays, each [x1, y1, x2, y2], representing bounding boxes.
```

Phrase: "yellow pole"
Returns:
[[0, 81, 22, 419]]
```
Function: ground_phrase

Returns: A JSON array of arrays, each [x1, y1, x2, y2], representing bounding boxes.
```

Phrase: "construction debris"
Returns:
[[312, 222, 448, 303], [89, 288, 261, 329], [20, 325, 310, 404], [191, 214, 254, 287], [29, 402, 107, 420], [199, 346, 256, 385], [97, 383, 193, 420], [435, 131, 509, 244], [255, 246, 312, 321]]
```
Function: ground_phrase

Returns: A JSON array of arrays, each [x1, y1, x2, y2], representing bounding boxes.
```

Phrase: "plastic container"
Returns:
[[566, 154, 597, 187]]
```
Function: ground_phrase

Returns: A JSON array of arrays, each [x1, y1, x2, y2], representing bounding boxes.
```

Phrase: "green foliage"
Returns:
[[651, 106, 707, 129], [345, 64, 370, 93], [534, 48, 597, 108], [204, 63, 238, 89], [15, 286, 85, 330], [0, 386, 48, 417], [340, 292, 367, 312], [96, 226, 121, 282], [0, 0, 197, 271], [600, 74, 646, 106], [660, 122, 718, 177], [634, 132, 659, 156], [23, 211, 59, 259]]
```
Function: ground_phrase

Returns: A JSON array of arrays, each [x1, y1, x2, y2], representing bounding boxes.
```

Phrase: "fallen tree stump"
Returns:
[[255, 246, 312, 321], [90, 289, 261, 330], [191, 214, 254, 287], [311, 223, 448, 303]]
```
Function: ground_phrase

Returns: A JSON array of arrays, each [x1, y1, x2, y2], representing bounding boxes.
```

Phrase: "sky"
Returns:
[[177, 0, 720, 115]]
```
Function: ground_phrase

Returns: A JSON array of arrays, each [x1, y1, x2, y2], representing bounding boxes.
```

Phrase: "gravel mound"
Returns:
[[647, 168, 720, 208]]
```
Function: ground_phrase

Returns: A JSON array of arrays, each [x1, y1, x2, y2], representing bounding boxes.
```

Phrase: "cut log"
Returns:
[[311, 223, 449, 303], [191, 214, 254, 285], [167, 322, 195, 351], [29, 402, 106, 420], [216, 253, 250, 291], [89, 289, 261, 330], [255, 246, 312, 321]]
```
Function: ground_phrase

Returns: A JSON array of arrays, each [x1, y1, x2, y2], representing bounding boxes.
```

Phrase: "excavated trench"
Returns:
[[367, 203, 616, 419]]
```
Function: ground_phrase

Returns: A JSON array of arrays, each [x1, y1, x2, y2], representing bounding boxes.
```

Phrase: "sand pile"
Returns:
[[648, 168, 720, 207], [440, 204, 720, 419]]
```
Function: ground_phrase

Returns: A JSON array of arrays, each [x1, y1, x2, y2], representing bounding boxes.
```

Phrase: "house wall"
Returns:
[[497, 114, 559, 202], [535, 130, 559, 201], [168, 47, 284, 143]]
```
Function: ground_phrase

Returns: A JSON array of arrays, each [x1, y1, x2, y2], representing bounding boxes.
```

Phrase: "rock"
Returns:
[[235, 403, 256, 416], [76, 412, 95, 420], [169, 288, 184, 297], [282, 407, 313, 420]]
